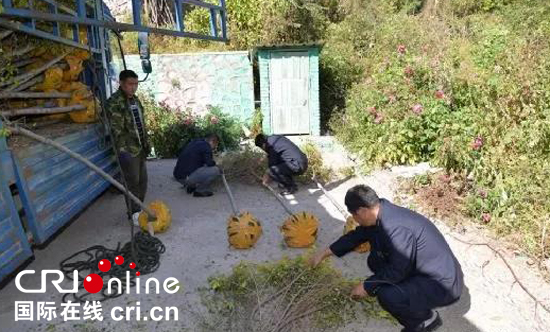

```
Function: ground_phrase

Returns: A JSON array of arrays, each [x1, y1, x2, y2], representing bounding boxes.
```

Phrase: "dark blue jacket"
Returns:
[[173, 139, 216, 180], [266, 135, 308, 172], [330, 199, 463, 301]]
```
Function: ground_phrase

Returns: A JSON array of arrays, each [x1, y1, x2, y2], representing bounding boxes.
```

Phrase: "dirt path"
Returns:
[[0, 160, 548, 332]]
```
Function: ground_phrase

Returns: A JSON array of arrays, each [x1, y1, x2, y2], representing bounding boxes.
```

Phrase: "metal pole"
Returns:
[[174, 0, 185, 32], [132, 0, 142, 27], [221, 172, 239, 215]]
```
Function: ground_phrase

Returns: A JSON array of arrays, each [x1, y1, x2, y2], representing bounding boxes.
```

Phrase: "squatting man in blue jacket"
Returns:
[[310, 185, 464, 332], [173, 134, 221, 197], [255, 134, 308, 195]]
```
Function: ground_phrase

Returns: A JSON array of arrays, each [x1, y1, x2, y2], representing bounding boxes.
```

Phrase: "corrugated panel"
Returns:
[[12, 124, 119, 245], [0, 151, 33, 283]]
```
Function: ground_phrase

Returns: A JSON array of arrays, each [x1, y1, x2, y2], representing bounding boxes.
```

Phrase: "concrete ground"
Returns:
[[0, 159, 549, 332]]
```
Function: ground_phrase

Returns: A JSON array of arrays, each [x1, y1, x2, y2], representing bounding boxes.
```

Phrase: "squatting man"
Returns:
[[311, 185, 464, 332]]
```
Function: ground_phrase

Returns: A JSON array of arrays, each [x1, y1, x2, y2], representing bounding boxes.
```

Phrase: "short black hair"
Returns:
[[254, 134, 267, 148], [119, 69, 138, 81], [345, 185, 380, 214]]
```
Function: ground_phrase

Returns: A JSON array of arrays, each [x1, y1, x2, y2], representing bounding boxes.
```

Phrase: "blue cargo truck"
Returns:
[[0, 0, 228, 284]]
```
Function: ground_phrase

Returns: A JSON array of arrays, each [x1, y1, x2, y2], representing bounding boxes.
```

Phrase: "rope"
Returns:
[[60, 231, 165, 303]]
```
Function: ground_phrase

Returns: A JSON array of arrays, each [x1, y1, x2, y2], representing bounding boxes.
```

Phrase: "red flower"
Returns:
[[471, 136, 483, 150], [374, 113, 384, 124], [183, 117, 193, 126], [397, 45, 407, 55], [478, 189, 488, 199], [368, 106, 377, 116], [412, 104, 423, 115], [435, 90, 445, 99], [210, 116, 219, 125], [482, 213, 491, 223], [404, 66, 414, 77]]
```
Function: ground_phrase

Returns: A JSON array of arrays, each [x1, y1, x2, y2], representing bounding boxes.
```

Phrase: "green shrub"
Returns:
[[249, 108, 263, 137], [330, 0, 550, 258], [447, 0, 515, 17], [142, 96, 243, 158], [299, 142, 334, 184]]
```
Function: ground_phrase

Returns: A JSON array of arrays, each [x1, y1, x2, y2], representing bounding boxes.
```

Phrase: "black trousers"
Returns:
[[268, 160, 306, 189], [118, 153, 148, 214], [368, 254, 459, 330]]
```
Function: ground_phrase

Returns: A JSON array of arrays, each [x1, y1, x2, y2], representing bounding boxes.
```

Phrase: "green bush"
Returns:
[[330, 0, 550, 258], [142, 96, 243, 158], [249, 108, 263, 137], [299, 142, 334, 184], [447, 0, 514, 17]]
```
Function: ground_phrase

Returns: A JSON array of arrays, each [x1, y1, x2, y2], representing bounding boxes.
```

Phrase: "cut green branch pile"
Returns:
[[197, 255, 394, 332]]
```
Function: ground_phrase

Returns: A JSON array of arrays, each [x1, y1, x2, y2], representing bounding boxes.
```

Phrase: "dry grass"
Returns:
[[219, 142, 337, 186], [218, 144, 267, 184], [399, 172, 469, 225]]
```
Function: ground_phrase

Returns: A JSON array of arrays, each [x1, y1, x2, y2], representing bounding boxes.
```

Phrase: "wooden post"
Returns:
[[0, 104, 86, 117], [0, 92, 72, 99], [12, 75, 44, 92], [1, 52, 68, 90]]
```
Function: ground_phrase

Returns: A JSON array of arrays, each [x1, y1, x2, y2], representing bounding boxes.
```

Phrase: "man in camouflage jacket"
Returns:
[[106, 70, 150, 223]]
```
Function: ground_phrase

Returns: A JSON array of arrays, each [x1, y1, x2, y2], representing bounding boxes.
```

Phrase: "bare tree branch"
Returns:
[[0, 29, 13, 40], [448, 233, 550, 315], [0, 104, 85, 117], [0, 91, 71, 99], [1, 52, 68, 90]]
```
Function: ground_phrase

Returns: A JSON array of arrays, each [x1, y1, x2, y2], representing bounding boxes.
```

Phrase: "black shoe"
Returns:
[[186, 186, 196, 194], [401, 311, 442, 332], [193, 191, 213, 197], [280, 186, 297, 196], [425, 311, 442, 332]]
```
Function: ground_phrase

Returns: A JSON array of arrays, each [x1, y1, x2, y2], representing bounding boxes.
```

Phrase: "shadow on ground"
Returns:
[[0, 160, 482, 332]]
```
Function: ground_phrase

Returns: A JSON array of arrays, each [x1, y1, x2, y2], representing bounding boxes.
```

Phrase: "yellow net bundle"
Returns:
[[227, 212, 263, 249], [36, 67, 64, 91], [343, 216, 371, 253], [138, 201, 172, 233], [281, 212, 319, 248], [57, 82, 98, 123], [63, 55, 84, 82]]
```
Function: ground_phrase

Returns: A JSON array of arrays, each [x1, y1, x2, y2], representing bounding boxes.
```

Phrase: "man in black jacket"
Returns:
[[311, 185, 464, 332], [255, 134, 308, 195], [173, 134, 220, 197]]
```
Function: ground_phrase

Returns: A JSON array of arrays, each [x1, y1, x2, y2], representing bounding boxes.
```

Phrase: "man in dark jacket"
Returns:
[[255, 134, 308, 195], [173, 134, 220, 197], [311, 185, 464, 332]]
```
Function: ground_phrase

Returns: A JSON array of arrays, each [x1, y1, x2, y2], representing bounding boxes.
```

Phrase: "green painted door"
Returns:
[[269, 51, 310, 134]]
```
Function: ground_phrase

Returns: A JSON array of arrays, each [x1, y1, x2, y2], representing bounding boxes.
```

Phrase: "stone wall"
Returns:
[[121, 52, 255, 123]]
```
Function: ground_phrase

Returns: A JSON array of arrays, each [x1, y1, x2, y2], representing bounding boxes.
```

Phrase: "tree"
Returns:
[[143, 0, 175, 27]]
